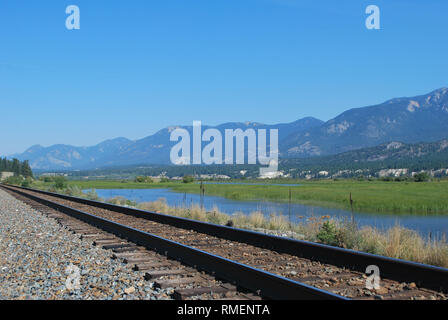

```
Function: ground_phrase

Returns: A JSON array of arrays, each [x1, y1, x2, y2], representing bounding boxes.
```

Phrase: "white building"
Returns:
[[0, 172, 14, 181]]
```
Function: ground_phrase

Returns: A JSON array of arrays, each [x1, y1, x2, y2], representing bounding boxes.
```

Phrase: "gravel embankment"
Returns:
[[0, 189, 172, 300]]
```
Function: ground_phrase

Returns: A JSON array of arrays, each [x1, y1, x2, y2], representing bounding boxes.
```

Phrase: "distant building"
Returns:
[[198, 174, 231, 180], [41, 173, 68, 177], [0, 172, 14, 181], [379, 168, 408, 177], [259, 170, 285, 179]]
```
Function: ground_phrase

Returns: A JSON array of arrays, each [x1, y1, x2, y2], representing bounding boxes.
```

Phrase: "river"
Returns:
[[84, 187, 448, 239]]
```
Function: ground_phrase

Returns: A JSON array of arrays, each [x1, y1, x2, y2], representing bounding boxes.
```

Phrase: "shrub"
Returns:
[[336, 220, 363, 250], [85, 189, 99, 200], [317, 221, 340, 246], [5, 176, 24, 185], [21, 179, 31, 188], [43, 176, 54, 183], [65, 185, 82, 196], [182, 175, 194, 183], [414, 172, 430, 182], [134, 176, 153, 183], [53, 176, 67, 189], [106, 196, 136, 207]]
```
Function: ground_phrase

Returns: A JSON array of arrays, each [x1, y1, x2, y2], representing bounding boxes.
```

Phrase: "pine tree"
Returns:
[[11, 158, 21, 175], [21, 160, 33, 178], [0, 157, 5, 172]]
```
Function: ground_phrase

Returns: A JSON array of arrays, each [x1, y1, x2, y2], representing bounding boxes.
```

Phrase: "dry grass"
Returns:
[[356, 226, 448, 267], [133, 198, 448, 268], [136, 198, 230, 225], [267, 214, 290, 231], [248, 211, 265, 229], [105, 196, 137, 207]]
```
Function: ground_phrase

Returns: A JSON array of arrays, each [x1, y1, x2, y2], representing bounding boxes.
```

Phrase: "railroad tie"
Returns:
[[93, 239, 124, 246], [133, 261, 174, 271], [102, 243, 137, 250], [144, 268, 195, 280], [173, 285, 237, 300], [111, 246, 140, 253], [154, 276, 203, 290], [79, 233, 103, 239]]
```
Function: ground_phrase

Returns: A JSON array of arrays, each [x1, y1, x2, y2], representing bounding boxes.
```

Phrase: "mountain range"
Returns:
[[283, 87, 448, 157], [11, 87, 448, 170], [67, 139, 448, 180], [281, 139, 448, 178]]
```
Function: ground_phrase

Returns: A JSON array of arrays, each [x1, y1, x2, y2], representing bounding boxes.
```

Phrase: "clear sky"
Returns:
[[1, 0, 447, 155]]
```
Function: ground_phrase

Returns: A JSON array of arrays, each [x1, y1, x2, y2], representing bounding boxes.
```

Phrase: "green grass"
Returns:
[[170, 179, 448, 215], [33, 178, 448, 214]]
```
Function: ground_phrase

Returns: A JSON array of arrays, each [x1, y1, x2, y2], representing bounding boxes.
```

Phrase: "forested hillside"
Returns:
[[63, 139, 448, 180], [0, 158, 33, 177]]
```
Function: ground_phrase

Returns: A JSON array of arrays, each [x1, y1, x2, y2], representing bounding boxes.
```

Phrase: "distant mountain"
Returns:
[[16, 138, 133, 170], [15, 118, 323, 170], [282, 88, 448, 157], [66, 139, 448, 180], [12, 87, 448, 171]]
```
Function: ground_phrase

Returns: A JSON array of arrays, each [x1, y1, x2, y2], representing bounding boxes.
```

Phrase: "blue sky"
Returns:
[[1, 0, 447, 155]]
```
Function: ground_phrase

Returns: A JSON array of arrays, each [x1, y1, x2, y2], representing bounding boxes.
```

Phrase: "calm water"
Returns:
[[87, 188, 448, 239]]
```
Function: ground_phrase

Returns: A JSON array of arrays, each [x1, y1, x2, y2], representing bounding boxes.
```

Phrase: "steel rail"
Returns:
[[4, 184, 448, 293], [2, 184, 346, 300]]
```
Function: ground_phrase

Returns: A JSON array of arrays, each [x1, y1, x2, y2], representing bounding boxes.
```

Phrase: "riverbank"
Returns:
[[130, 198, 448, 268], [23, 183, 448, 268], [33, 178, 448, 214]]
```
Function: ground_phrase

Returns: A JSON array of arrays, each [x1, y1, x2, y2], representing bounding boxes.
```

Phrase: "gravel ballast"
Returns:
[[0, 189, 172, 300]]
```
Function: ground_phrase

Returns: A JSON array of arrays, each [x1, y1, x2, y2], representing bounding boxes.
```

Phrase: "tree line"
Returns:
[[0, 158, 33, 177]]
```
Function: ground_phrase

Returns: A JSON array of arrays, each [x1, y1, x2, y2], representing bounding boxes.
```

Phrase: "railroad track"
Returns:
[[2, 184, 448, 300]]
